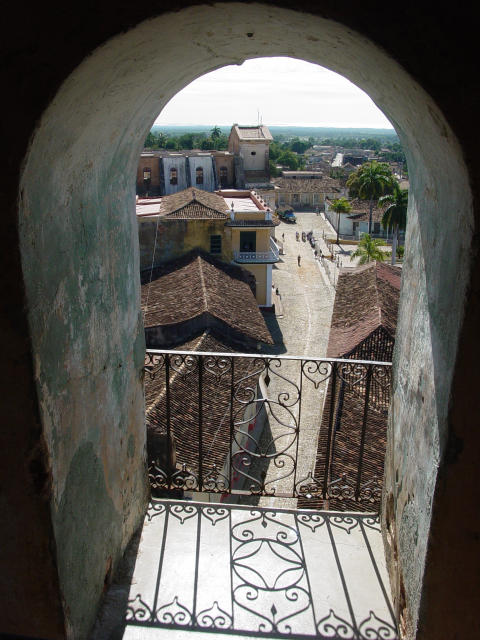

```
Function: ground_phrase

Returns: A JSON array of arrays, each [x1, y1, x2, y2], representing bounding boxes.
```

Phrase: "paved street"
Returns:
[[265, 212, 335, 357], [256, 212, 336, 508]]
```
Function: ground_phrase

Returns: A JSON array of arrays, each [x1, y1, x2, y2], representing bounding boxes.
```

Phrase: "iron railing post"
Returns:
[[355, 364, 372, 500], [322, 362, 337, 500], [229, 357, 235, 494], [198, 354, 203, 492], [165, 354, 171, 489]]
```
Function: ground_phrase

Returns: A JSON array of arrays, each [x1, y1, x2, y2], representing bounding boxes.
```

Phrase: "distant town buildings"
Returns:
[[137, 123, 276, 208], [325, 197, 406, 243], [274, 171, 345, 211]]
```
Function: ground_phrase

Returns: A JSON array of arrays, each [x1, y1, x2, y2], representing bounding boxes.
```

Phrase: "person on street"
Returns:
[[297, 255, 301, 266]]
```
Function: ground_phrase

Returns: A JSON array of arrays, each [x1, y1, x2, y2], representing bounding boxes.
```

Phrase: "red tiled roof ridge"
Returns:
[[197, 255, 209, 313], [145, 332, 208, 416], [327, 261, 400, 357], [141, 250, 273, 344], [159, 187, 229, 218]]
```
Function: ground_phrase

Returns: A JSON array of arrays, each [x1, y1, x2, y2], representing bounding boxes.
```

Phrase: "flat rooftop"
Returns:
[[136, 198, 163, 216], [224, 196, 261, 212], [136, 190, 267, 218]]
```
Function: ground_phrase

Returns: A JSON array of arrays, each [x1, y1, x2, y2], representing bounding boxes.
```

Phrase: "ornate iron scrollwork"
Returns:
[[144, 350, 391, 510]]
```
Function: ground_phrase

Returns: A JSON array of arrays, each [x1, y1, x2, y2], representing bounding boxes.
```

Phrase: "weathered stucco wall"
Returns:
[[138, 218, 232, 270], [19, 98, 150, 637], [12, 3, 477, 638]]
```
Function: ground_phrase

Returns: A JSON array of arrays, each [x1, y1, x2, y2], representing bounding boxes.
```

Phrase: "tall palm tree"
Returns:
[[379, 186, 408, 265], [346, 161, 394, 234], [329, 197, 352, 244], [210, 125, 221, 140], [350, 233, 386, 264]]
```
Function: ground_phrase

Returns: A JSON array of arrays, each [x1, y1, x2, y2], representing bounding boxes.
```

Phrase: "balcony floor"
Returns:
[[93, 499, 398, 639]]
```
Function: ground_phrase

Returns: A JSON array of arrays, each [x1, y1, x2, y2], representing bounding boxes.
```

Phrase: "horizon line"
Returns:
[[153, 122, 396, 130]]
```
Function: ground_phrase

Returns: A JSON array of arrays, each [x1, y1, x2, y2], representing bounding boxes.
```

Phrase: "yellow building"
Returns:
[[137, 187, 279, 306]]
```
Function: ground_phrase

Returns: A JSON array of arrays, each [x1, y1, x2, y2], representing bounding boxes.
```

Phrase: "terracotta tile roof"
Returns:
[[161, 188, 229, 219], [345, 198, 386, 223], [274, 177, 342, 193], [297, 371, 390, 511], [141, 251, 273, 345], [298, 262, 398, 511], [145, 331, 263, 479], [327, 262, 401, 358]]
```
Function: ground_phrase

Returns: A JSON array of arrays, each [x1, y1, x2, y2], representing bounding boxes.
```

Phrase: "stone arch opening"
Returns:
[[17, 3, 473, 638]]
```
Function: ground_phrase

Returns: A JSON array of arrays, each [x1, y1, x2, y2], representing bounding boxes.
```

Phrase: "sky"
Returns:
[[155, 57, 393, 129]]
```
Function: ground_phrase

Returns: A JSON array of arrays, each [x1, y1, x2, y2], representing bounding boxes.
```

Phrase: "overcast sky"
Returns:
[[155, 57, 393, 129]]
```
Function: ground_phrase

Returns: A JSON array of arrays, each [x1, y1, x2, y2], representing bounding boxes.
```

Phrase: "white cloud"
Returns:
[[155, 57, 393, 129]]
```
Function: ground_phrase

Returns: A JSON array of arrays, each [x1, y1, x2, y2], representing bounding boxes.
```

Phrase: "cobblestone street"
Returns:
[[256, 212, 337, 508]]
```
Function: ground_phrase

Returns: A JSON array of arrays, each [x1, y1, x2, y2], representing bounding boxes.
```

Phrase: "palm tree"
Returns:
[[350, 233, 386, 264], [210, 125, 221, 140], [379, 186, 408, 265], [329, 197, 352, 244], [346, 160, 394, 234]]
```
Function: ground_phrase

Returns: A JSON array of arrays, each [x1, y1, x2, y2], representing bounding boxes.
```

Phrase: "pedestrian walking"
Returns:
[[282, 233, 285, 241], [297, 255, 301, 267], [314, 249, 318, 259], [296, 231, 299, 241]]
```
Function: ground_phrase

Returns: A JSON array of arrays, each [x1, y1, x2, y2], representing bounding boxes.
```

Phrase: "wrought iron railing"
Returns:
[[144, 350, 392, 510]]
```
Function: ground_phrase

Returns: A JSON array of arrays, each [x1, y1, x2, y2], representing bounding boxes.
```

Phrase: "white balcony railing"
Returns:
[[233, 248, 279, 263]]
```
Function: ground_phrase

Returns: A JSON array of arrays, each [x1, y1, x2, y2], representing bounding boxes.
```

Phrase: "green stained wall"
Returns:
[[20, 120, 149, 636], [139, 217, 233, 270]]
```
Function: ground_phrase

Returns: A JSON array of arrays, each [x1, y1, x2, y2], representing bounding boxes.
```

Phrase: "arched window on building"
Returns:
[[196, 167, 204, 184], [220, 166, 228, 186], [170, 168, 178, 185]]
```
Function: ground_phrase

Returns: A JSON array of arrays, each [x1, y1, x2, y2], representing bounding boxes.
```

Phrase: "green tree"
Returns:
[[289, 138, 310, 154], [201, 137, 215, 150], [329, 197, 352, 244], [144, 132, 157, 148], [178, 133, 195, 149], [277, 150, 300, 170], [351, 233, 387, 264], [269, 142, 282, 161], [379, 185, 408, 265], [346, 160, 394, 234], [269, 159, 279, 177], [210, 125, 221, 140], [165, 138, 178, 150], [157, 132, 167, 148]]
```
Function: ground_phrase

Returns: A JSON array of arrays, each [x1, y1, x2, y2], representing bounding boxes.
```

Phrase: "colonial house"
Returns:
[[325, 197, 406, 243], [137, 187, 279, 307], [298, 261, 401, 511], [274, 171, 344, 211]]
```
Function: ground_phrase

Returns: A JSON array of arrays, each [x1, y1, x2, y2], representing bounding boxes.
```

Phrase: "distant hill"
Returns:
[[151, 124, 398, 141]]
